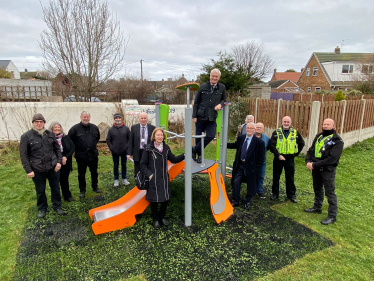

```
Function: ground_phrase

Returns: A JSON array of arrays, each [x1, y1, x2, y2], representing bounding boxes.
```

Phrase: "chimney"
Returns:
[[182, 73, 184, 77], [274, 68, 277, 74], [301, 68, 304, 72], [25, 68, 28, 72], [335, 46, 341, 54]]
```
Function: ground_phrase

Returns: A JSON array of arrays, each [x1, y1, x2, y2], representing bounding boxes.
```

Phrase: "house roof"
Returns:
[[0, 60, 11, 69], [269, 79, 298, 89], [273, 72, 301, 83], [20, 71, 38, 79], [315, 52, 374, 63]]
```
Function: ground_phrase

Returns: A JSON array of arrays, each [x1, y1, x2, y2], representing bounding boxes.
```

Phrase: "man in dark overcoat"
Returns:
[[127, 112, 155, 178], [227, 122, 265, 209]]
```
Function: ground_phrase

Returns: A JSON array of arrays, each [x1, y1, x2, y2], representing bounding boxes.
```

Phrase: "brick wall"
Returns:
[[297, 54, 330, 92]]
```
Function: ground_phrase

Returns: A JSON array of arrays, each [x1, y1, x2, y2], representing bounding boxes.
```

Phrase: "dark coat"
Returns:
[[140, 142, 184, 202], [269, 127, 305, 158], [128, 123, 156, 161], [20, 129, 62, 173], [227, 134, 265, 196], [305, 130, 344, 169], [192, 81, 226, 121], [61, 135, 75, 171], [106, 123, 130, 155], [68, 122, 100, 161]]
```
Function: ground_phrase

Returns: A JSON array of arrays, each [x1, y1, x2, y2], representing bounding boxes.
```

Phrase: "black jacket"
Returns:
[[227, 135, 265, 195], [193, 81, 226, 121], [140, 142, 184, 202], [20, 129, 62, 173], [128, 123, 156, 161], [61, 135, 75, 171], [68, 122, 100, 161], [106, 123, 130, 155], [269, 127, 305, 158], [305, 130, 344, 169]]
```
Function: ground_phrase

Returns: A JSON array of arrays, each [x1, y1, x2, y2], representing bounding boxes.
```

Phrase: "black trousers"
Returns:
[[150, 201, 168, 221], [76, 158, 98, 192], [272, 156, 296, 198], [195, 119, 217, 155], [60, 164, 72, 200], [232, 164, 253, 204], [134, 149, 145, 178], [33, 169, 61, 211], [312, 167, 338, 218]]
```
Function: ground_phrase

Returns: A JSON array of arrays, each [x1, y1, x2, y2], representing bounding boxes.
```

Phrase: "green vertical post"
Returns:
[[215, 109, 222, 161], [160, 104, 169, 143]]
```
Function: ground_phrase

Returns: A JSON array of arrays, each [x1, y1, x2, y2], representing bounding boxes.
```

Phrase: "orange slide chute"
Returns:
[[89, 161, 185, 235]]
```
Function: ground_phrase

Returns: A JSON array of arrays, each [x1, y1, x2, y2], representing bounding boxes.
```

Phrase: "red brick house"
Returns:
[[270, 69, 301, 83], [297, 47, 374, 92], [269, 79, 299, 92]]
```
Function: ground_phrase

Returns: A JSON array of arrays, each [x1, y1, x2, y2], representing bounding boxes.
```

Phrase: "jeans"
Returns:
[[33, 169, 61, 211], [112, 152, 127, 180], [257, 162, 266, 194], [195, 119, 217, 155]]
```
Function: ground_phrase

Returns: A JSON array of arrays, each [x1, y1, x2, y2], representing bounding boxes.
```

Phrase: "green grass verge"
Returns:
[[1, 139, 373, 280]]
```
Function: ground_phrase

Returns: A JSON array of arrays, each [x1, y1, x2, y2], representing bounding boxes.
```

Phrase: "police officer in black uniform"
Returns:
[[305, 118, 344, 225]]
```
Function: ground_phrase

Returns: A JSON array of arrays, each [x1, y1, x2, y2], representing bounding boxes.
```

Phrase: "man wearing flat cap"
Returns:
[[20, 113, 65, 218], [106, 113, 131, 187]]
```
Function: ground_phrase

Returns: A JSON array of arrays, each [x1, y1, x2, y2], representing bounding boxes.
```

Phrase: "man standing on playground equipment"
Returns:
[[227, 122, 265, 209], [128, 112, 156, 179], [269, 116, 305, 203], [192, 68, 226, 163]]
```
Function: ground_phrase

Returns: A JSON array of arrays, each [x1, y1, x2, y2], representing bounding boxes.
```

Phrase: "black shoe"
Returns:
[[258, 193, 266, 199], [154, 221, 161, 230], [56, 208, 66, 215], [231, 201, 239, 207], [93, 188, 102, 193], [287, 197, 297, 203], [196, 156, 202, 163], [270, 194, 279, 200], [38, 210, 46, 218], [304, 207, 322, 214], [161, 218, 169, 226], [321, 217, 336, 225], [244, 202, 251, 210], [65, 197, 75, 202], [192, 146, 197, 161], [79, 192, 85, 199]]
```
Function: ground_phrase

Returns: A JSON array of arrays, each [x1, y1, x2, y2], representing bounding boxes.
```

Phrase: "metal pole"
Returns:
[[184, 86, 192, 226], [220, 103, 230, 177], [155, 102, 161, 127]]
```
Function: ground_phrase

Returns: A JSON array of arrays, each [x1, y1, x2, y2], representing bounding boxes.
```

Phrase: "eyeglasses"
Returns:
[[33, 121, 45, 124]]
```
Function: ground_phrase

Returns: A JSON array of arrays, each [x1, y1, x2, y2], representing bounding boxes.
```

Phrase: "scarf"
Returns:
[[56, 133, 63, 152], [154, 141, 163, 153], [32, 127, 45, 136]]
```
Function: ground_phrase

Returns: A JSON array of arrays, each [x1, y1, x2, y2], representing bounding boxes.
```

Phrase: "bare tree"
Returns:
[[231, 40, 276, 81], [39, 0, 126, 101]]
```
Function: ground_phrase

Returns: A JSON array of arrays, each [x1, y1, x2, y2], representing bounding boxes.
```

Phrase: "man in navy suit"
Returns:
[[227, 122, 265, 209], [127, 112, 156, 179]]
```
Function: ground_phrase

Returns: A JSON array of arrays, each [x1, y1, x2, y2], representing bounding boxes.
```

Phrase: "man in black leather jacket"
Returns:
[[20, 113, 65, 218], [68, 111, 102, 198], [192, 68, 226, 163]]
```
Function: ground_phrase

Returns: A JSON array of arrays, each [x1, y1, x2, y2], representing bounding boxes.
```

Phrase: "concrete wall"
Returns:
[[0, 100, 187, 141], [0, 78, 52, 97], [248, 84, 271, 99]]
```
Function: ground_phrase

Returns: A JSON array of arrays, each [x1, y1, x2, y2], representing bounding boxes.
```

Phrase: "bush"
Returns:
[[335, 90, 346, 101], [228, 100, 250, 135]]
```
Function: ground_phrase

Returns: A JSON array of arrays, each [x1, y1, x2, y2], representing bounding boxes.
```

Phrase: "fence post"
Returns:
[[358, 99, 366, 142], [340, 100, 347, 135], [322, 94, 324, 103], [276, 99, 282, 128], [255, 97, 259, 122], [308, 101, 321, 149]]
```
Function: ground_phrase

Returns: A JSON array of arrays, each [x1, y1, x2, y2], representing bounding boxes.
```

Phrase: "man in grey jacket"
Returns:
[[106, 113, 131, 187], [20, 113, 65, 218]]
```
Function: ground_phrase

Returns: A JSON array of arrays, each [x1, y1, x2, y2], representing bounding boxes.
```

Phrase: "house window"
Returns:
[[307, 87, 311, 92], [306, 68, 310, 77], [362, 65, 373, 74], [342, 65, 353, 73], [315, 87, 321, 92], [313, 67, 318, 76], [11, 71, 15, 78]]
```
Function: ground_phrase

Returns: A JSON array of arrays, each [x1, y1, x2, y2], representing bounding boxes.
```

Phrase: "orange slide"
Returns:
[[89, 161, 185, 235], [89, 160, 233, 235]]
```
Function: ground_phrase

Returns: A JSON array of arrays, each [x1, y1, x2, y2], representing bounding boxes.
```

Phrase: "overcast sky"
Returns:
[[1, 0, 373, 82]]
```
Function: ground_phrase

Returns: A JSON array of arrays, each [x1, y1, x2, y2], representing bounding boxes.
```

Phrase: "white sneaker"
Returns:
[[122, 179, 130, 185], [114, 180, 119, 187]]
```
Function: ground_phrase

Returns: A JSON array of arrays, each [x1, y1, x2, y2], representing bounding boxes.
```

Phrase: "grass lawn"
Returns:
[[0, 138, 373, 280]]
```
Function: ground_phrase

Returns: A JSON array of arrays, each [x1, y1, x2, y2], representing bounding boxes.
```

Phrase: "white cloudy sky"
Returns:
[[1, 0, 373, 81]]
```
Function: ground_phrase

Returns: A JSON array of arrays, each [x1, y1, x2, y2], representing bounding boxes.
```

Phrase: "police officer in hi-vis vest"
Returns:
[[305, 118, 343, 225], [269, 116, 305, 203]]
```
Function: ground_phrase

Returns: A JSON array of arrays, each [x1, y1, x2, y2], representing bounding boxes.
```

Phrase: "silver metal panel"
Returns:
[[212, 166, 226, 215]]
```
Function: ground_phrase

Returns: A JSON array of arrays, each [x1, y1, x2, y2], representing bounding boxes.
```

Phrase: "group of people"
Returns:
[[20, 68, 344, 228]]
